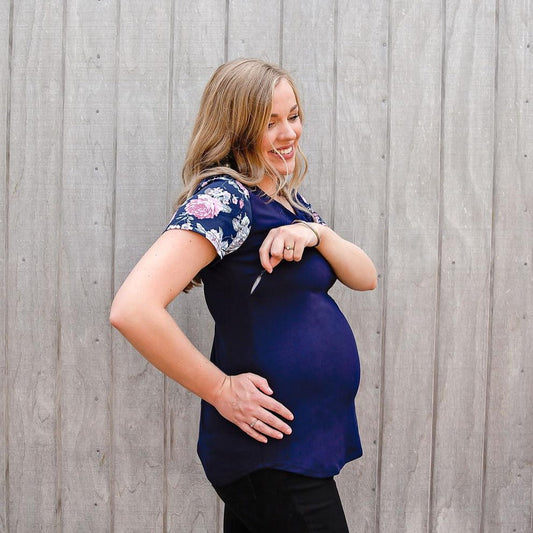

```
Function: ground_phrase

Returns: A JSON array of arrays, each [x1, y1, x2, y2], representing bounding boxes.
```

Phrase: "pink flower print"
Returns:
[[185, 194, 224, 219], [239, 199, 244, 209], [234, 180, 249, 196]]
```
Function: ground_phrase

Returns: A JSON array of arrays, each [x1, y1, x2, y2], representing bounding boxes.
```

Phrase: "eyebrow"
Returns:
[[270, 104, 299, 118]]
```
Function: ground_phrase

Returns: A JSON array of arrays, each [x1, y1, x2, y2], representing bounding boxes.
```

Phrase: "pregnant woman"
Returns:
[[110, 58, 377, 532]]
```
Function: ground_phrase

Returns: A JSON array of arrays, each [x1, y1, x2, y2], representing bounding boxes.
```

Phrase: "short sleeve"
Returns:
[[298, 194, 327, 225], [165, 176, 252, 258]]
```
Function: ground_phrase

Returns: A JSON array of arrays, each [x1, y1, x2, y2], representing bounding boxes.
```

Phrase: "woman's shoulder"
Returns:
[[167, 174, 252, 258], [195, 174, 251, 200]]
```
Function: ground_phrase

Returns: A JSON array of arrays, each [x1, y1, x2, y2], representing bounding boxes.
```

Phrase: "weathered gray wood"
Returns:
[[112, 1, 172, 530], [227, 0, 281, 62], [483, 0, 533, 531], [0, 1, 10, 530], [283, 1, 386, 530], [2, 1, 533, 531], [379, 2, 443, 531], [440, 5, 498, 529], [59, 1, 117, 530], [283, 0, 336, 222], [333, 1, 389, 531], [166, 2, 226, 531], [6, 1, 64, 530], [430, 2, 497, 532]]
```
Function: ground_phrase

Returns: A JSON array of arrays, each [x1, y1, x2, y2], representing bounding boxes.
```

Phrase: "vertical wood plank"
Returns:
[[379, 1, 443, 531], [227, 0, 281, 61], [59, 1, 117, 530], [0, 1, 10, 530], [6, 1, 64, 530], [431, 2, 497, 531], [112, 1, 172, 530], [166, 3, 226, 532], [282, 0, 336, 221], [333, 1, 389, 530], [483, 0, 533, 530]]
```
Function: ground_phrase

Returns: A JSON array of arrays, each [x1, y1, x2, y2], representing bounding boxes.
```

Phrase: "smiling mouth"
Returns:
[[270, 146, 294, 156]]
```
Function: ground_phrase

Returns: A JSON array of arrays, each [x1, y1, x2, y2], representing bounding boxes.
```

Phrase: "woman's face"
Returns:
[[260, 78, 302, 176]]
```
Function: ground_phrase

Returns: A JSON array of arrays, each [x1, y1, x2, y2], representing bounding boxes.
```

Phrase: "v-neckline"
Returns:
[[251, 186, 297, 217], [271, 196, 296, 216]]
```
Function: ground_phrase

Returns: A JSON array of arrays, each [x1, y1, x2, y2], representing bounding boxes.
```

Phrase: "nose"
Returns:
[[278, 120, 297, 140]]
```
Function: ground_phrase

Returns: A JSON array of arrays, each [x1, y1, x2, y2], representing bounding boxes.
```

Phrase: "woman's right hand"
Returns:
[[212, 373, 294, 443]]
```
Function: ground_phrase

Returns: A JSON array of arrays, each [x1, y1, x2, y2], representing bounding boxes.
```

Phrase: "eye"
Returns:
[[289, 114, 300, 122], [267, 121, 275, 129]]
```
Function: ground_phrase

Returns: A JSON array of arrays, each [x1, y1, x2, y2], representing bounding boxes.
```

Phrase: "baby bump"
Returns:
[[250, 295, 360, 406]]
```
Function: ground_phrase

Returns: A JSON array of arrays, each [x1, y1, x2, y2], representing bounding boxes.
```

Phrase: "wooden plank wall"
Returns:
[[1, 1, 531, 532]]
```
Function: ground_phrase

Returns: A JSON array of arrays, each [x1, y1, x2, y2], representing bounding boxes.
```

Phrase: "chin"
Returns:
[[271, 162, 296, 176]]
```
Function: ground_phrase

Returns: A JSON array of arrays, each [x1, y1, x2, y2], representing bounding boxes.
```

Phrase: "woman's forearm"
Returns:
[[110, 299, 294, 442], [313, 224, 377, 291], [110, 302, 227, 405]]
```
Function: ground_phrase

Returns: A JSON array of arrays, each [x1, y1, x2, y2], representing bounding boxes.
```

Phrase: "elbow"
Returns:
[[359, 266, 378, 291], [344, 272, 377, 292], [109, 300, 126, 331], [366, 276, 378, 291], [109, 297, 136, 333], [368, 268, 379, 290], [360, 275, 377, 291]]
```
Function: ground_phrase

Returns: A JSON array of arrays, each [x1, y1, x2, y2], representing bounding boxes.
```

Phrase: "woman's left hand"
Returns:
[[259, 221, 378, 291], [259, 222, 320, 272]]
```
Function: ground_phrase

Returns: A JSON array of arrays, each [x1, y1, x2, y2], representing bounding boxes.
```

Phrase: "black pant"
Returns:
[[214, 469, 350, 533]]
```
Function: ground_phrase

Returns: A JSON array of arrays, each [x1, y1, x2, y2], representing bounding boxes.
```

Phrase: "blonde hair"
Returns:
[[176, 58, 308, 209]]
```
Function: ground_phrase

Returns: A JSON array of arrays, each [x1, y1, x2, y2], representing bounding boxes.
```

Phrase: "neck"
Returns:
[[257, 174, 290, 198]]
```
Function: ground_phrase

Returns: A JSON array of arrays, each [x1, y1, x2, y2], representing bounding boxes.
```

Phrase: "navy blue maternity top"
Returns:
[[166, 176, 362, 487]]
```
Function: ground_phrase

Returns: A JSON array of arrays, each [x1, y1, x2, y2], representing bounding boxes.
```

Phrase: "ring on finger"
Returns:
[[249, 418, 258, 429], [285, 245, 294, 251]]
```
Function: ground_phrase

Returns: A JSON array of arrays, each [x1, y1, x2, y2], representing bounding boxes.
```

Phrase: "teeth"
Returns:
[[274, 147, 293, 155]]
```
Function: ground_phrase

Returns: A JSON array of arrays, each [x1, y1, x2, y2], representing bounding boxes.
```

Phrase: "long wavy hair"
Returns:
[[176, 58, 308, 208]]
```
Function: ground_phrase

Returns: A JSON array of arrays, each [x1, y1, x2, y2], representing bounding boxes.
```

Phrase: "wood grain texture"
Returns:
[[6, 1, 64, 530], [379, 1, 443, 531], [227, 0, 281, 62], [59, 0, 118, 530], [0, 1, 10, 530], [282, 0, 336, 222], [166, 2, 226, 531], [112, 1, 172, 530], [483, 0, 533, 531], [2, 1, 533, 531], [430, 2, 497, 532], [333, 1, 389, 531]]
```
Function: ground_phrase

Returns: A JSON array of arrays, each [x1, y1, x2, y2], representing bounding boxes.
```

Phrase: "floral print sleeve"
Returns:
[[165, 176, 252, 258], [298, 194, 327, 225]]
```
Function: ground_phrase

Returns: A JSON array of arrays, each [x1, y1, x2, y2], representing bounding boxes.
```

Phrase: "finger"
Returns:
[[283, 245, 295, 261], [258, 236, 274, 272], [239, 422, 268, 443], [260, 395, 294, 422], [259, 235, 285, 271], [246, 373, 273, 395], [256, 408, 293, 435], [250, 419, 285, 440], [269, 237, 285, 264], [246, 374, 294, 421], [292, 241, 304, 262]]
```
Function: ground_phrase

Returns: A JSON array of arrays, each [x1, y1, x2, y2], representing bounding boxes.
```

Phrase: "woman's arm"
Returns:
[[110, 229, 293, 443], [259, 222, 377, 291]]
